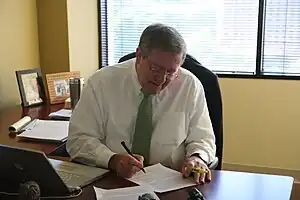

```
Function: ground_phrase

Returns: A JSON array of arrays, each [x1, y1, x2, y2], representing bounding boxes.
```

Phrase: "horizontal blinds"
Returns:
[[101, 0, 259, 74], [262, 0, 300, 75]]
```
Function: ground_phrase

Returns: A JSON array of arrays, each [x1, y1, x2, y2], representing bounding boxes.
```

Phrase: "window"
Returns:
[[99, 0, 300, 78], [262, 0, 300, 75]]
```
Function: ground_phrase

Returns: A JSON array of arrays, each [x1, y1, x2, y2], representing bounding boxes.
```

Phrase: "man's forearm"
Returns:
[[67, 135, 116, 168]]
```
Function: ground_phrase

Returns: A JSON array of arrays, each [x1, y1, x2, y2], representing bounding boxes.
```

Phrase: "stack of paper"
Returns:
[[93, 163, 197, 200], [17, 119, 69, 143], [49, 109, 72, 120], [94, 185, 159, 200], [128, 163, 196, 193]]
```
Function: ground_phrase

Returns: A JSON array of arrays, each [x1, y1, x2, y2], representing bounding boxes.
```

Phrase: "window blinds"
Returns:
[[262, 0, 300, 75], [100, 0, 259, 74]]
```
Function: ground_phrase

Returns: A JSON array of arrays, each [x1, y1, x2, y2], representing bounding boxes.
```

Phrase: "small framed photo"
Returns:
[[15, 68, 46, 107], [46, 71, 81, 104]]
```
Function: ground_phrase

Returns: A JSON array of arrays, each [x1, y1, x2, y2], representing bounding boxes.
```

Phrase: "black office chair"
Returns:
[[119, 52, 223, 170]]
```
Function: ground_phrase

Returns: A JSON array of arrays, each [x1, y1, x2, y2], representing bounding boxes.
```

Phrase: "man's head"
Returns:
[[135, 23, 187, 94]]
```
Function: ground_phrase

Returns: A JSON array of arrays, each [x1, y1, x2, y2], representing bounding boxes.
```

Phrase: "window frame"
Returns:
[[97, 0, 300, 80]]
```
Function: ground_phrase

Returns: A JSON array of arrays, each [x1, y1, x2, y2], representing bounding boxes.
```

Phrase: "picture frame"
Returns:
[[46, 71, 81, 104], [15, 68, 46, 107]]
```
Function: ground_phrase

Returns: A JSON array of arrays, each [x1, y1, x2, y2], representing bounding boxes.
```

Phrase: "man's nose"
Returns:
[[153, 73, 167, 85]]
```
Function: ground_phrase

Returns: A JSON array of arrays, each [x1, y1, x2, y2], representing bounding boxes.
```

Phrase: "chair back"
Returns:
[[119, 53, 224, 170]]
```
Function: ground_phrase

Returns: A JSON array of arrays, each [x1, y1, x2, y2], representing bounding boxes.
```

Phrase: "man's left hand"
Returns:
[[181, 156, 211, 184]]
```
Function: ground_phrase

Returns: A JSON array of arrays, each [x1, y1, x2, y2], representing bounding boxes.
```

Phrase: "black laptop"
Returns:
[[0, 144, 109, 197]]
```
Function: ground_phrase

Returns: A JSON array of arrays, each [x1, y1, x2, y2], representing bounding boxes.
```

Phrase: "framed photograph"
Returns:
[[15, 68, 46, 107], [46, 71, 81, 104]]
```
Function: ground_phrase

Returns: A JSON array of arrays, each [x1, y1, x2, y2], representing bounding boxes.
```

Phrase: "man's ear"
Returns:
[[136, 48, 142, 64]]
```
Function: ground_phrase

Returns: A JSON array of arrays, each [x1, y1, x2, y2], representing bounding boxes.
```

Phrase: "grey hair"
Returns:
[[138, 23, 187, 62]]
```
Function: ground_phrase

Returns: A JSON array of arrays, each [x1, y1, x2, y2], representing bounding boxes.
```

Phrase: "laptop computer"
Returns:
[[0, 144, 109, 197]]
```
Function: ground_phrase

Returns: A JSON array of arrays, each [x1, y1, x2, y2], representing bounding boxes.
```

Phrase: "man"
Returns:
[[67, 23, 216, 184]]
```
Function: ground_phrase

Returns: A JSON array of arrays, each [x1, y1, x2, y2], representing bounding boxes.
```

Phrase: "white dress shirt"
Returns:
[[67, 58, 216, 171]]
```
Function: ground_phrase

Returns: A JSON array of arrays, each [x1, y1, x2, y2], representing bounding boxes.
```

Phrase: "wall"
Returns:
[[36, 0, 99, 81], [36, 0, 70, 75], [66, 0, 99, 80], [220, 78, 300, 171], [0, 0, 40, 110]]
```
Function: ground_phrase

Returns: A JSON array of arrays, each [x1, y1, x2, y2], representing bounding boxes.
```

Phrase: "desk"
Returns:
[[76, 170, 294, 200], [0, 105, 295, 200], [0, 103, 64, 154]]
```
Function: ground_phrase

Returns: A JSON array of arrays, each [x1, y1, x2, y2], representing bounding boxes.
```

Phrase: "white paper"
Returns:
[[128, 163, 196, 193], [49, 109, 72, 119], [93, 185, 159, 200], [17, 120, 69, 142], [8, 116, 32, 132]]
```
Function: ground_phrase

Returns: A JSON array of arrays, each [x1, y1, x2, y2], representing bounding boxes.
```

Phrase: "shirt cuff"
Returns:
[[186, 149, 210, 165], [95, 149, 117, 169]]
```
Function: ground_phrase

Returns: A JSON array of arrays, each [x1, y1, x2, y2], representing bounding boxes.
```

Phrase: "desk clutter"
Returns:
[[0, 145, 108, 199], [94, 185, 160, 200], [0, 144, 201, 200], [94, 163, 197, 200], [15, 69, 84, 108], [9, 116, 69, 143]]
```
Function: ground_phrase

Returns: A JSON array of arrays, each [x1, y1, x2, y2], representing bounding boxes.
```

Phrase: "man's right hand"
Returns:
[[108, 154, 144, 178]]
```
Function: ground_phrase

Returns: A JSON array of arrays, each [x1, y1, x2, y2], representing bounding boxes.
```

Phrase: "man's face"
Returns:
[[135, 48, 183, 94]]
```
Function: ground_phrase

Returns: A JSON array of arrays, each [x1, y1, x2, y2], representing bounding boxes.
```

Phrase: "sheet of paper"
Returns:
[[49, 109, 72, 119], [17, 120, 69, 142], [94, 185, 159, 200], [128, 163, 196, 193]]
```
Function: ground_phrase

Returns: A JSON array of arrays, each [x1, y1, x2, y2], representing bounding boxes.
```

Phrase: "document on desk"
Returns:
[[17, 119, 69, 143], [128, 163, 196, 193], [49, 109, 72, 120], [94, 185, 159, 200]]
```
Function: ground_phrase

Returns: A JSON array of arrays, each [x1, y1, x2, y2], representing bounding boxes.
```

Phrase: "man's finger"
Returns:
[[132, 166, 140, 174], [133, 154, 144, 163], [184, 162, 194, 177], [126, 165, 139, 178], [122, 159, 137, 178], [199, 171, 205, 184], [193, 171, 200, 184], [128, 155, 143, 169], [206, 169, 212, 182]]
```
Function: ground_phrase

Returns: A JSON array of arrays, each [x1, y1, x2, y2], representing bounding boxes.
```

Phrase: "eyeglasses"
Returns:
[[147, 59, 179, 80]]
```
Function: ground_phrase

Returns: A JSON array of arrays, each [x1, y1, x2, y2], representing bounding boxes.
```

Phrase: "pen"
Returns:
[[191, 167, 208, 174], [121, 141, 146, 173]]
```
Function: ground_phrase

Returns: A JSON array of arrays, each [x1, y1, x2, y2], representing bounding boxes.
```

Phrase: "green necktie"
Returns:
[[131, 89, 153, 166]]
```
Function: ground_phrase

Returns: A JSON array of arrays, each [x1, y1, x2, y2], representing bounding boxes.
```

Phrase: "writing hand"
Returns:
[[108, 154, 144, 178], [181, 156, 211, 184]]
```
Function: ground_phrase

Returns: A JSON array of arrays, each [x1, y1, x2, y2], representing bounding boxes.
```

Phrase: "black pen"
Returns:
[[121, 141, 146, 173]]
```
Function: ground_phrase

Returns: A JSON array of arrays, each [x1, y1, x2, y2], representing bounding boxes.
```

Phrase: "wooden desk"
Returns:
[[0, 105, 295, 200], [75, 170, 294, 200], [0, 103, 64, 154]]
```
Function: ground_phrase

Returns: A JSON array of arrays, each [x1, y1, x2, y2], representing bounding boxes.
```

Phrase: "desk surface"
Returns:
[[0, 104, 64, 154], [76, 170, 293, 200], [0, 105, 295, 200]]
